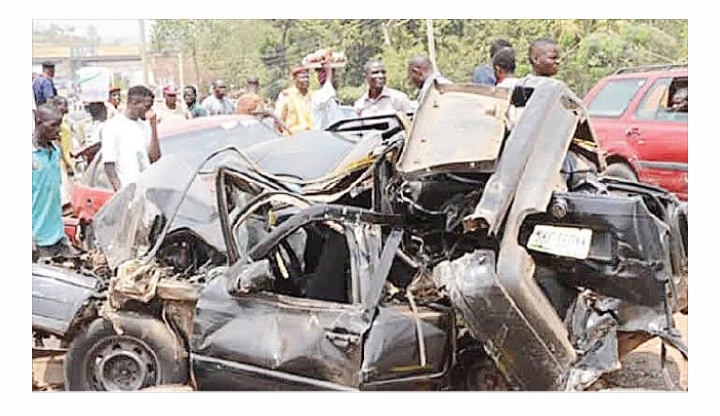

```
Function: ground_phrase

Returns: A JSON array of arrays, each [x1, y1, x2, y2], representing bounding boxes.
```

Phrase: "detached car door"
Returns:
[[625, 76, 688, 200]]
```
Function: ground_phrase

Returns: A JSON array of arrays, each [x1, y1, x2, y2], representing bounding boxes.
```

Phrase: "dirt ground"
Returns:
[[33, 314, 688, 391], [598, 313, 688, 391]]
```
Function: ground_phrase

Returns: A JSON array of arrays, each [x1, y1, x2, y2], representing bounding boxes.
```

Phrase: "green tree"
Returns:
[[149, 19, 688, 101]]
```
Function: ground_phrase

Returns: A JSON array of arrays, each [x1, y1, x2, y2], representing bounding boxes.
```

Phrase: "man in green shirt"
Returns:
[[32, 105, 78, 261], [184, 85, 208, 118]]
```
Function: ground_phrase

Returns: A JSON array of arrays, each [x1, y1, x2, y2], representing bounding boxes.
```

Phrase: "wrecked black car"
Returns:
[[31, 78, 688, 391]]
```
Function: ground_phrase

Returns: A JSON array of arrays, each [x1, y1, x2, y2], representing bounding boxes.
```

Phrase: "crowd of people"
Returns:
[[32, 37, 562, 260]]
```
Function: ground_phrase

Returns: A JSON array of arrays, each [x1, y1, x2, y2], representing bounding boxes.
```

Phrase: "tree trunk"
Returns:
[[192, 48, 201, 90], [382, 20, 393, 47], [280, 20, 291, 74]]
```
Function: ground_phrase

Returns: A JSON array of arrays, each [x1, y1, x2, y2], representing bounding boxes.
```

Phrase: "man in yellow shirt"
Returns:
[[49, 96, 75, 205], [275, 66, 313, 134], [49, 97, 75, 173]]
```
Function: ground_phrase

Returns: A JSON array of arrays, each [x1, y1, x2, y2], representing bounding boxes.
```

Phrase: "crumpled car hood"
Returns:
[[93, 154, 226, 270]]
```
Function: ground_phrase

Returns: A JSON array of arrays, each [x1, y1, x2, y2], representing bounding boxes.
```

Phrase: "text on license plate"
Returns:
[[527, 225, 593, 260]]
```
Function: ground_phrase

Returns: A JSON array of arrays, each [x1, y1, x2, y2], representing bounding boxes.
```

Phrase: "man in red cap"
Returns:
[[106, 86, 122, 119], [156, 85, 188, 124], [275, 66, 313, 134]]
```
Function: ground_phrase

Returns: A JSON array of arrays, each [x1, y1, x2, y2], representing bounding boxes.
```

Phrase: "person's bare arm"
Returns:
[[104, 162, 122, 191], [101, 118, 121, 191], [146, 110, 161, 163], [275, 94, 288, 122], [61, 152, 74, 175]]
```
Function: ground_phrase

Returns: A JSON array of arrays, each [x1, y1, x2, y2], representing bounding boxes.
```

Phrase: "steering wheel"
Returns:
[[267, 239, 306, 297]]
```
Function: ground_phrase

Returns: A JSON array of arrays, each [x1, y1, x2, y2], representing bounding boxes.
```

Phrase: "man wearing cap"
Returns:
[[202, 79, 235, 116], [156, 85, 188, 124], [236, 77, 266, 116], [33, 61, 57, 107], [275, 66, 313, 134], [105, 87, 122, 118]]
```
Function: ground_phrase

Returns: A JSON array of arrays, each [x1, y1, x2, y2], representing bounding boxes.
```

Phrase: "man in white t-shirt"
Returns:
[[102, 85, 162, 190], [492, 47, 519, 91], [312, 62, 345, 130]]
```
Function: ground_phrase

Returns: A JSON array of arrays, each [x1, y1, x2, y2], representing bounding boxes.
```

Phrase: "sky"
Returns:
[[32, 19, 153, 43]]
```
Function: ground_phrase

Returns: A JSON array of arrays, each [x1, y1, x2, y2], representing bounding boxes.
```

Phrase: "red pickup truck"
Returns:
[[583, 64, 688, 201]]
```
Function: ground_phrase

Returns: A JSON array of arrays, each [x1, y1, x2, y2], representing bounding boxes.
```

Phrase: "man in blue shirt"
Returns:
[[32, 104, 77, 261], [471, 39, 513, 85], [33, 61, 58, 107]]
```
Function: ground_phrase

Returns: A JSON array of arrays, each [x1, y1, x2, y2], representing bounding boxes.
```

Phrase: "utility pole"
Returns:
[[67, 28, 75, 91], [178, 51, 185, 92], [426, 19, 437, 72], [139, 19, 149, 85]]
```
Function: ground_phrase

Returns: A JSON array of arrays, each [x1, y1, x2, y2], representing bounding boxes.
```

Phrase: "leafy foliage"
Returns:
[[151, 19, 688, 101]]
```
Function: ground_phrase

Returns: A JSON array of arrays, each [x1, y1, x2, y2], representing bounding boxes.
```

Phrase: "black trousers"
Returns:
[[33, 238, 78, 262]]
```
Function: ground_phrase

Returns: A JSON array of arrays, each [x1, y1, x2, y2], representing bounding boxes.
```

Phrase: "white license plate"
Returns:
[[527, 225, 593, 260]]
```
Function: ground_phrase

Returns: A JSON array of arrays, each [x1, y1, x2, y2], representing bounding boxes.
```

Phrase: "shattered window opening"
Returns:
[[634, 77, 688, 123], [237, 217, 355, 305]]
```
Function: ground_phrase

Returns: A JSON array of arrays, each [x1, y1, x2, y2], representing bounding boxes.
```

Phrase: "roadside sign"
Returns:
[[77, 66, 111, 102]]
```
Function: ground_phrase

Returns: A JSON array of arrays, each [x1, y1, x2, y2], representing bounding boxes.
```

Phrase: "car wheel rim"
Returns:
[[86, 336, 159, 391]]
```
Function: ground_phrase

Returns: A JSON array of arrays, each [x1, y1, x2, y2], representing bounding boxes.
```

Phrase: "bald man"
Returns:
[[407, 56, 452, 105], [202, 79, 236, 115], [528, 38, 560, 77], [33, 105, 77, 260], [513, 38, 562, 103], [510, 39, 562, 129], [354, 60, 414, 118]]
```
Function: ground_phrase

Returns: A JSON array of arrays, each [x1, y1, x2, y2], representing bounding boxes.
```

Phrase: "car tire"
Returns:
[[604, 163, 638, 182], [460, 356, 510, 391], [64, 313, 189, 391]]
